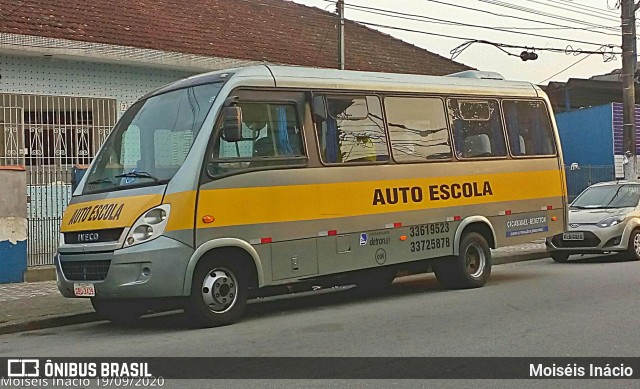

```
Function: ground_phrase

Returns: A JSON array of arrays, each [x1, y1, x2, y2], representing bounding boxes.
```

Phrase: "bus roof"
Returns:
[[147, 64, 542, 99]]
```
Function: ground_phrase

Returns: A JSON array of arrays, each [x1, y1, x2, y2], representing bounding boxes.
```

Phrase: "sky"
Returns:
[[289, 0, 624, 84]]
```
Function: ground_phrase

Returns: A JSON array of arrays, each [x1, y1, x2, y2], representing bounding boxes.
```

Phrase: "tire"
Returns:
[[433, 232, 491, 289], [551, 252, 570, 263], [626, 229, 640, 260], [91, 298, 145, 325], [187, 257, 248, 327]]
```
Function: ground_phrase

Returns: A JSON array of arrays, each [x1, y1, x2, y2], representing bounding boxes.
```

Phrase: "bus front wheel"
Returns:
[[434, 232, 491, 289], [187, 257, 248, 327]]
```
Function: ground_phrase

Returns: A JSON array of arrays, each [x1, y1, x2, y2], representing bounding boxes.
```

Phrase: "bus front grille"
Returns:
[[64, 228, 124, 244], [60, 260, 111, 281]]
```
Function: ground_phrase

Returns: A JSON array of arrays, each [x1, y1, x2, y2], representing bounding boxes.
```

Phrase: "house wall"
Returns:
[[555, 104, 614, 166], [0, 54, 198, 272], [0, 166, 27, 283], [0, 54, 196, 114]]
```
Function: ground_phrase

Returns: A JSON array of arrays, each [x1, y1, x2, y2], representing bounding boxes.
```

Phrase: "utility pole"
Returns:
[[621, 0, 638, 179], [337, 0, 345, 70]]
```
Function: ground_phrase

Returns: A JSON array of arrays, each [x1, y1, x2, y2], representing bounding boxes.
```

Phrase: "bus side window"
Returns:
[[313, 95, 388, 164], [503, 100, 556, 156], [448, 98, 507, 159], [207, 102, 305, 176], [384, 96, 451, 161]]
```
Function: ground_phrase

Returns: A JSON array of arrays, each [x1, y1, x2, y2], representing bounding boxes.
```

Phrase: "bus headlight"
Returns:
[[124, 204, 171, 247]]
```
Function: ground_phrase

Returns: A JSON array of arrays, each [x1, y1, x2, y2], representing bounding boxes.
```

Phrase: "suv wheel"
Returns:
[[626, 229, 640, 260], [551, 252, 570, 263]]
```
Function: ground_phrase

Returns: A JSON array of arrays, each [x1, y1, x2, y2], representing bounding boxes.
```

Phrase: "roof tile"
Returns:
[[0, 0, 471, 75]]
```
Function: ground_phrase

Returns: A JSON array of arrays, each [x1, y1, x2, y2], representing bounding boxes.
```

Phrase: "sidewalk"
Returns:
[[0, 242, 547, 335]]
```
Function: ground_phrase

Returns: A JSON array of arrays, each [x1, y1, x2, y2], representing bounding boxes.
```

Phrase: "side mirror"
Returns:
[[221, 106, 243, 142]]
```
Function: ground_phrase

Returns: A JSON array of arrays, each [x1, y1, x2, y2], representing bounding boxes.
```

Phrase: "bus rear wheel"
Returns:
[[434, 232, 491, 289], [187, 257, 248, 327], [91, 298, 146, 325]]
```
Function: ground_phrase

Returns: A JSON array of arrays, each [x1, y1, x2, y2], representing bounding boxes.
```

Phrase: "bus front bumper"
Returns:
[[56, 236, 193, 299]]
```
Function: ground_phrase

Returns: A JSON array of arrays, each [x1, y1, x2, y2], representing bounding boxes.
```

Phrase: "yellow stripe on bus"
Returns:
[[194, 170, 564, 229], [60, 170, 565, 232], [163, 191, 197, 233]]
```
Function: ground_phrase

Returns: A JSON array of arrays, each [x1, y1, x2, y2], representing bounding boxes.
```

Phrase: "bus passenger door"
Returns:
[[197, 91, 315, 283]]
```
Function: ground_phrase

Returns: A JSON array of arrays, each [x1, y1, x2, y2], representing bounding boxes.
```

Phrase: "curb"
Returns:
[[492, 251, 549, 265], [0, 312, 100, 336], [1, 251, 550, 335], [24, 265, 56, 282]]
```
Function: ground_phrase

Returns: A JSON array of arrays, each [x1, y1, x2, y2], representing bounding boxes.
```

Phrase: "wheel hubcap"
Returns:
[[634, 234, 640, 257], [465, 242, 486, 279], [201, 268, 238, 313]]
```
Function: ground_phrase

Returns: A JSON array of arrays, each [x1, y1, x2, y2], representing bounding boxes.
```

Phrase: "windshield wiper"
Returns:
[[602, 185, 625, 208], [115, 171, 162, 183], [87, 177, 116, 186]]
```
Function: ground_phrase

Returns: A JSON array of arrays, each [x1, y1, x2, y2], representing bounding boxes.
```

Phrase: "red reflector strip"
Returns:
[[453, 216, 461, 221], [505, 210, 512, 215], [393, 222, 402, 228], [547, 205, 553, 210], [261, 237, 272, 244], [328, 230, 337, 236]]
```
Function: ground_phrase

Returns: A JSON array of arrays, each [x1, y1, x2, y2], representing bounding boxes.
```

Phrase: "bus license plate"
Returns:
[[74, 283, 95, 297], [562, 232, 584, 241]]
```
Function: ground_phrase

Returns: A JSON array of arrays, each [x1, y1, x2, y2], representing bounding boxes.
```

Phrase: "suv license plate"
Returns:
[[74, 283, 95, 297], [563, 232, 584, 241]]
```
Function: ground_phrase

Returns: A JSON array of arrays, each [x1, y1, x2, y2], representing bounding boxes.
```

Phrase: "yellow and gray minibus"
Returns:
[[56, 65, 567, 326]]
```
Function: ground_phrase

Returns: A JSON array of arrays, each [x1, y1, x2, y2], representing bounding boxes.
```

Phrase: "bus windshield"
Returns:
[[83, 82, 222, 194]]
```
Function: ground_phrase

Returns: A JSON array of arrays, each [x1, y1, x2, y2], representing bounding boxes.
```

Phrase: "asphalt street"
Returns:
[[0, 255, 638, 388]]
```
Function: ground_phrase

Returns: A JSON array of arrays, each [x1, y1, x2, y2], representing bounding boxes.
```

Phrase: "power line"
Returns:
[[523, 0, 621, 20], [357, 20, 620, 56], [476, 0, 619, 27], [422, 0, 618, 32], [607, 0, 622, 10], [346, 1, 620, 34], [248, 0, 621, 62], [556, 0, 621, 15], [538, 54, 597, 83], [342, 2, 620, 40]]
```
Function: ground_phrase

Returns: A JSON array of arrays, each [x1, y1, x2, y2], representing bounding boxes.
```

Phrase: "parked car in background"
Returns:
[[546, 181, 640, 262]]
